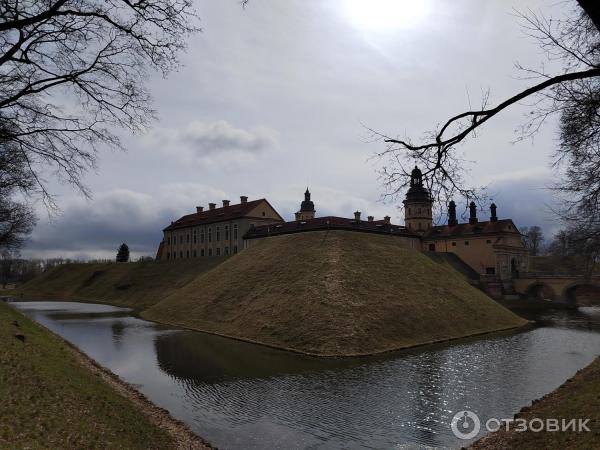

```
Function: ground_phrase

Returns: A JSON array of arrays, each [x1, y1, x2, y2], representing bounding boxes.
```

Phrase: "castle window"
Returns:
[[201, 249, 205, 257], [166, 252, 170, 259], [193, 230, 197, 244], [225, 247, 229, 255], [225, 225, 229, 240], [418, 208, 421, 214], [208, 248, 212, 256], [234, 245, 238, 254], [452, 242, 457, 247], [486, 239, 492, 244], [216, 227, 221, 241], [193, 249, 197, 257], [186, 250, 189, 258], [409, 208, 411, 214], [180, 251, 183, 258], [464, 241, 469, 246], [216, 247, 221, 256], [179, 235, 183, 244], [173, 252, 176, 259], [418, 222, 422, 230], [486, 267, 496, 275], [208, 228, 212, 242], [234, 224, 238, 240], [186, 234, 189, 243], [428, 243, 435, 251], [167, 237, 170, 245], [200, 229, 205, 243]]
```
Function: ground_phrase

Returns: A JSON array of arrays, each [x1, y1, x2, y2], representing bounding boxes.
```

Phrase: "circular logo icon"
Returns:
[[451, 410, 481, 440]]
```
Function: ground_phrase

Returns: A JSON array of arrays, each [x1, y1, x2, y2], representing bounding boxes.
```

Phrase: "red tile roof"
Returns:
[[244, 216, 420, 239], [423, 219, 519, 239], [163, 199, 283, 231]]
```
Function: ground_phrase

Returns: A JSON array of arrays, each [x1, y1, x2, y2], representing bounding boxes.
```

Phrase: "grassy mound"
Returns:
[[143, 231, 527, 356], [16, 259, 225, 312], [0, 302, 175, 449]]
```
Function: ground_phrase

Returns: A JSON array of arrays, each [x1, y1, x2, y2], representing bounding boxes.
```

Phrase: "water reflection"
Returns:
[[12, 301, 600, 450]]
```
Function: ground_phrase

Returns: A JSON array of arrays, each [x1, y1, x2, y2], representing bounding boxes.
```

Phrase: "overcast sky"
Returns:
[[24, 0, 572, 260]]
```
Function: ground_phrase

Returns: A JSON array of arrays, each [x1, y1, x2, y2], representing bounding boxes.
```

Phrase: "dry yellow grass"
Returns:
[[16, 259, 224, 312], [143, 231, 527, 356]]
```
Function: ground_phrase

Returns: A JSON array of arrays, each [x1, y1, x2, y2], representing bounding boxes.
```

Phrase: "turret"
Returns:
[[490, 203, 498, 222], [403, 166, 433, 233], [469, 201, 478, 225], [448, 200, 457, 226], [296, 188, 316, 220]]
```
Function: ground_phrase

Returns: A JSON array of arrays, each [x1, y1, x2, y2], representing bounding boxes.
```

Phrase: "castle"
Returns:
[[156, 167, 528, 280]]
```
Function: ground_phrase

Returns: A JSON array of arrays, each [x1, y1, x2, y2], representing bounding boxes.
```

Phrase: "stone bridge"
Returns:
[[513, 274, 600, 305]]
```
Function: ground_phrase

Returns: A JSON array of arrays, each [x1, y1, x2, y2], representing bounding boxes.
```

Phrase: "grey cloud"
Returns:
[[23, 185, 228, 259], [146, 120, 279, 165]]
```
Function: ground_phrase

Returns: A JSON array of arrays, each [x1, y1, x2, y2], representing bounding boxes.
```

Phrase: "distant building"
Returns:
[[156, 196, 283, 260], [156, 169, 528, 281], [294, 188, 316, 220], [401, 167, 528, 280]]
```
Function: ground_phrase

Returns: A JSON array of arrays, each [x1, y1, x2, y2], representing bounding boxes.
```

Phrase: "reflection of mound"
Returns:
[[154, 330, 365, 384]]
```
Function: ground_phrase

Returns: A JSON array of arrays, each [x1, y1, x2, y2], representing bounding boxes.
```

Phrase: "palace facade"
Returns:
[[156, 167, 528, 280]]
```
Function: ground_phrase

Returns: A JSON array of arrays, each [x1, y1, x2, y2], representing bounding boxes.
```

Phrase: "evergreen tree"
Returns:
[[116, 244, 130, 263]]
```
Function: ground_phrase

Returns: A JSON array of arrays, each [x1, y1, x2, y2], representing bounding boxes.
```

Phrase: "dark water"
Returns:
[[11, 301, 600, 450]]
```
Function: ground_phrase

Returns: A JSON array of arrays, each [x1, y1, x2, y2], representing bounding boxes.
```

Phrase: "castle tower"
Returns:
[[403, 166, 433, 232], [295, 188, 316, 220]]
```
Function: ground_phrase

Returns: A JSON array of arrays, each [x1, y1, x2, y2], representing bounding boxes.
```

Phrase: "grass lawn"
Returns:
[[143, 230, 527, 356], [15, 259, 225, 312], [0, 301, 177, 449], [471, 356, 600, 449]]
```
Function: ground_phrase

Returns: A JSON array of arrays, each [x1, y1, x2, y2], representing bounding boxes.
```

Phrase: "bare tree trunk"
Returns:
[[577, 0, 600, 32]]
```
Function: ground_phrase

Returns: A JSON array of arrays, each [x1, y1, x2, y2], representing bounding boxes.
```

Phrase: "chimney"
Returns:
[[448, 200, 457, 226], [469, 201, 478, 224], [209, 202, 216, 210], [196, 206, 204, 213], [384, 215, 391, 224], [354, 211, 361, 221], [222, 200, 230, 207], [490, 203, 498, 222], [240, 196, 248, 204], [368, 216, 374, 222]]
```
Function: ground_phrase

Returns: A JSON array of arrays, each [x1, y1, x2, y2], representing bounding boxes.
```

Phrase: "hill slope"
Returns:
[[16, 259, 225, 311], [143, 231, 527, 356]]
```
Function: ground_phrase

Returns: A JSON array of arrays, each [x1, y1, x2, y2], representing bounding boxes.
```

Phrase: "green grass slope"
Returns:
[[143, 231, 527, 356], [16, 259, 225, 312], [0, 302, 175, 449]]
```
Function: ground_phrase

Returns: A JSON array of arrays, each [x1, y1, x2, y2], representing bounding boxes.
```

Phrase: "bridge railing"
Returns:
[[518, 272, 600, 280]]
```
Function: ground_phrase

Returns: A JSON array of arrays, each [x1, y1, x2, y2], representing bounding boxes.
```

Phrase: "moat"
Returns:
[[12, 301, 600, 449]]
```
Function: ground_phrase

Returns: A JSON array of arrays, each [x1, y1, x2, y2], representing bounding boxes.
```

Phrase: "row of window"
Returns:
[[166, 245, 238, 259], [429, 239, 493, 250], [408, 207, 431, 216], [167, 224, 238, 246]]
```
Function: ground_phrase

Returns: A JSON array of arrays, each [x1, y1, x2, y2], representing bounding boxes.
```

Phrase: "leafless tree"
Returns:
[[519, 225, 545, 256], [374, 1, 600, 219], [0, 0, 199, 208], [0, 135, 35, 252]]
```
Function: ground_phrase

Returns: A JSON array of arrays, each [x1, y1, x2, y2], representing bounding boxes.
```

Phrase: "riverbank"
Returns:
[[471, 355, 600, 449], [0, 301, 211, 449]]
